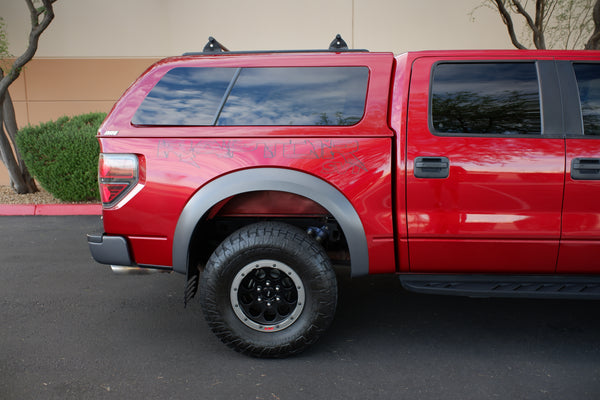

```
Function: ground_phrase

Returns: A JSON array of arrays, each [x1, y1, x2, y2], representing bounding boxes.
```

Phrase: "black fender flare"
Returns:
[[172, 168, 369, 277]]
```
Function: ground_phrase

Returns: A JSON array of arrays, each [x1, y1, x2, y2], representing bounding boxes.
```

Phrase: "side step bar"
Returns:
[[400, 275, 600, 299]]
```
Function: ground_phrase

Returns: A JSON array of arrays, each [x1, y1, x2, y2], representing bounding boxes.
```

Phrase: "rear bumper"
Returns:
[[87, 234, 134, 266]]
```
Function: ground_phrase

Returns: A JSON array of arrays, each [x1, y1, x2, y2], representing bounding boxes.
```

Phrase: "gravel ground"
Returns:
[[0, 185, 95, 204]]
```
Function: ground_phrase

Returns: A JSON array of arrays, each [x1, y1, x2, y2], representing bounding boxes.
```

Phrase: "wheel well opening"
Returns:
[[187, 191, 351, 275]]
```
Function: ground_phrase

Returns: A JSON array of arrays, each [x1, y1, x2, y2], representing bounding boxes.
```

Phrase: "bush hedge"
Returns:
[[16, 112, 106, 202]]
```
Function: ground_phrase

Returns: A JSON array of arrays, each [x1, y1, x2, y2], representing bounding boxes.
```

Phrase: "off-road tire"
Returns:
[[199, 222, 337, 358]]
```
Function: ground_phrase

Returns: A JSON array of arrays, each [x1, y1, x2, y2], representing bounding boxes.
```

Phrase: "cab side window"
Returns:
[[431, 63, 541, 135], [573, 64, 600, 136]]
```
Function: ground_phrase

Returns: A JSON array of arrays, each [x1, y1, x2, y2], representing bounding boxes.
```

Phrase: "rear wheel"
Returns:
[[199, 222, 337, 358]]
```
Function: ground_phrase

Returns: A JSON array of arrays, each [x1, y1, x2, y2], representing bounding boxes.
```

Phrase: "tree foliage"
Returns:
[[17, 113, 104, 201], [479, 0, 600, 49], [0, 0, 56, 194], [0, 18, 9, 61]]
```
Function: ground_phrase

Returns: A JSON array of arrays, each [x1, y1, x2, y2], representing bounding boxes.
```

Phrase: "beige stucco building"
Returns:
[[0, 0, 516, 185]]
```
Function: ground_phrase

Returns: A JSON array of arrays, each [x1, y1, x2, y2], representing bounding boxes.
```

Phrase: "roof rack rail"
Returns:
[[182, 34, 367, 56]]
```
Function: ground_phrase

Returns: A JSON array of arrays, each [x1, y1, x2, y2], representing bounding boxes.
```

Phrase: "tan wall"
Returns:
[[1, 58, 159, 185], [0, 159, 8, 186], [0, 0, 517, 186], [1, 0, 514, 57], [8, 58, 160, 127]]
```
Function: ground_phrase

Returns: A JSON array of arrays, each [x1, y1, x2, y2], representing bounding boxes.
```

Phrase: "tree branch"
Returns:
[[569, 1, 590, 49], [0, 0, 54, 193], [511, 0, 546, 49], [493, 0, 528, 49], [3, 87, 18, 143], [542, 0, 559, 28], [534, 0, 547, 48], [586, 0, 600, 49], [0, 0, 55, 98], [0, 92, 28, 192]]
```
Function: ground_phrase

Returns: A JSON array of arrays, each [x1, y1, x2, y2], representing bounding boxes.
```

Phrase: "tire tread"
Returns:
[[200, 222, 337, 358]]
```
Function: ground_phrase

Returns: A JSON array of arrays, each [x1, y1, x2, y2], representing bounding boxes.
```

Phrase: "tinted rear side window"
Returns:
[[573, 63, 600, 136], [431, 63, 541, 135], [133, 66, 369, 126], [133, 67, 235, 126], [217, 67, 368, 126]]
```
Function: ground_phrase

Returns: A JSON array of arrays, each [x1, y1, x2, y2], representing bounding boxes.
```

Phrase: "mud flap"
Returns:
[[184, 269, 199, 308]]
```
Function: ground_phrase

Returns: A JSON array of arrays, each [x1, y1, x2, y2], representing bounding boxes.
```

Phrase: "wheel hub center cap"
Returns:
[[230, 260, 305, 332]]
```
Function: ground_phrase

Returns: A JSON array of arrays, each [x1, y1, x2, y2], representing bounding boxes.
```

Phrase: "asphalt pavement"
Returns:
[[1, 216, 600, 400]]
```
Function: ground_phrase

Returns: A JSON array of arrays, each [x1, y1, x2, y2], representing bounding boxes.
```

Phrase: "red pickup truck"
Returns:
[[88, 36, 600, 357]]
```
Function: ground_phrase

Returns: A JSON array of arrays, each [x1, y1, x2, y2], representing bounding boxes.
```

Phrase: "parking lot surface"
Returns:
[[1, 216, 600, 399]]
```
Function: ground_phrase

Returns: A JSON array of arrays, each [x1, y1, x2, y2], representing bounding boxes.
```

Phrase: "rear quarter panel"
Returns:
[[99, 53, 397, 273]]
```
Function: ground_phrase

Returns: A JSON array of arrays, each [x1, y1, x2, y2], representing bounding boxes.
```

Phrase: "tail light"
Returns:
[[99, 154, 140, 207]]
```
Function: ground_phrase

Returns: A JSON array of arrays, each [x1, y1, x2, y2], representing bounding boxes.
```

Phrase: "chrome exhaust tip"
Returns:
[[110, 265, 170, 275]]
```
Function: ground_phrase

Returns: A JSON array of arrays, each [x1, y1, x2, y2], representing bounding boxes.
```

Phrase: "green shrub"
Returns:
[[16, 112, 106, 202]]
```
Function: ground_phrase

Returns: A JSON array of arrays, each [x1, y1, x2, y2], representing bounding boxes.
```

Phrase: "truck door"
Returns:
[[406, 57, 565, 273], [556, 59, 600, 273]]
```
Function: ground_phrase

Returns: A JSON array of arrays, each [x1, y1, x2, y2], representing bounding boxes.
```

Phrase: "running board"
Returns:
[[399, 275, 600, 299]]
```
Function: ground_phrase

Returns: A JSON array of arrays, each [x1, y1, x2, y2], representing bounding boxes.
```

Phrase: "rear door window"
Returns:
[[431, 63, 541, 135], [573, 63, 600, 135]]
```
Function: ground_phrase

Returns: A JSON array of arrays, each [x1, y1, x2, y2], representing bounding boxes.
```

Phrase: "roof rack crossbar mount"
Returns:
[[183, 34, 367, 56], [203, 36, 229, 53]]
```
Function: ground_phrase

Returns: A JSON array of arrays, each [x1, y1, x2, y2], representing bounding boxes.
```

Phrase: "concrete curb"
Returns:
[[0, 204, 102, 216]]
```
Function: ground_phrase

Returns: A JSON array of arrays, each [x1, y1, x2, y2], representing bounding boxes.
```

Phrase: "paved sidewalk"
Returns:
[[0, 185, 102, 216], [0, 203, 101, 216]]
